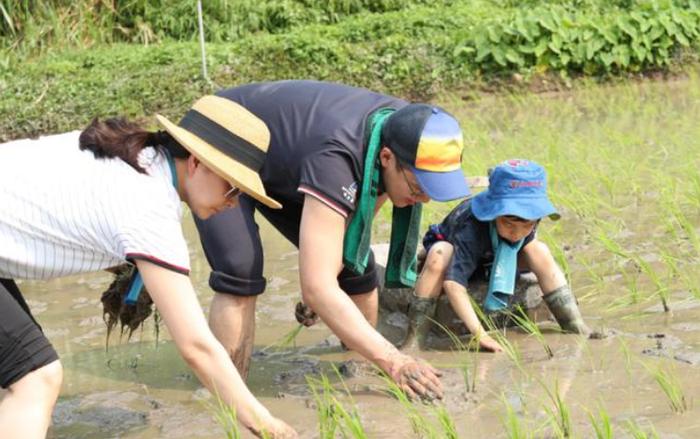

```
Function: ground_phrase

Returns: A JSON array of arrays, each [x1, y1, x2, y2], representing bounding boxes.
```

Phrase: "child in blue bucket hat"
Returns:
[[403, 159, 590, 352]]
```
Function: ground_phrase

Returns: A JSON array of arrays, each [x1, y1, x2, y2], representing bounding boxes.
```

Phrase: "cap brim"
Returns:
[[156, 114, 282, 209], [470, 191, 560, 221], [413, 167, 471, 201]]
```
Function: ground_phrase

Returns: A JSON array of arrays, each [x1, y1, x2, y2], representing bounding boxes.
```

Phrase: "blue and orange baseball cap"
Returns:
[[382, 104, 469, 201], [471, 159, 560, 221]]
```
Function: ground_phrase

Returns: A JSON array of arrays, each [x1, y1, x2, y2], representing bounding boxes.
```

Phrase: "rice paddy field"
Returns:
[[6, 74, 700, 438]]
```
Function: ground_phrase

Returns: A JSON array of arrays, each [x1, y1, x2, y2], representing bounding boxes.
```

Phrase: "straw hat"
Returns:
[[156, 95, 281, 209]]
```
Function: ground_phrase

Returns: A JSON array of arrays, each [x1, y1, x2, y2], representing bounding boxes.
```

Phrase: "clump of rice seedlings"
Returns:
[[428, 318, 477, 393], [380, 372, 437, 438], [472, 304, 524, 372], [501, 393, 533, 439], [207, 393, 243, 439], [634, 256, 670, 313], [643, 363, 691, 414], [618, 338, 634, 379], [433, 405, 458, 439], [307, 374, 340, 438], [667, 201, 700, 256], [382, 374, 460, 439], [429, 317, 469, 352], [660, 249, 680, 282], [586, 404, 613, 439], [506, 306, 553, 359], [538, 379, 573, 438], [625, 419, 660, 439], [538, 229, 570, 281], [613, 268, 641, 309], [307, 369, 368, 439], [574, 254, 606, 293], [597, 229, 670, 312], [261, 323, 303, 353], [460, 360, 477, 394]]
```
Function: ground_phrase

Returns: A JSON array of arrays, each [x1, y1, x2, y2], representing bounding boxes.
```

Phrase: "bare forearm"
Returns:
[[443, 280, 487, 336], [181, 338, 272, 430], [303, 285, 397, 369]]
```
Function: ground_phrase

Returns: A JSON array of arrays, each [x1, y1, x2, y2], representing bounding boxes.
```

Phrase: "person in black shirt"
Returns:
[[407, 160, 590, 351], [194, 80, 470, 399]]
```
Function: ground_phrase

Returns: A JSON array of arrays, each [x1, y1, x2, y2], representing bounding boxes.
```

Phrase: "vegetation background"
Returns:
[[1, 0, 700, 140]]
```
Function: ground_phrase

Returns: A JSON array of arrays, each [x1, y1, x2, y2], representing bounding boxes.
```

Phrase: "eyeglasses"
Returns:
[[398, 164, 426, 198], [224, 185, 241, 201]]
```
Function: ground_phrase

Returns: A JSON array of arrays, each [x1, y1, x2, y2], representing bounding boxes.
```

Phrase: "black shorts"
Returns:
[[194, 194, 378, 297], [0, 279, 59, 389]]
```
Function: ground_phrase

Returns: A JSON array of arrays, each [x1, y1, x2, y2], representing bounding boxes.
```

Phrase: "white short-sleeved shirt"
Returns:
[[0, 131, 190, 280]]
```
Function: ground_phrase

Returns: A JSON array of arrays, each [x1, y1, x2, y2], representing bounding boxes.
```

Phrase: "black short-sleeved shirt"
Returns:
[[216, 81, 408, 218], [425, 199, 536, 287]]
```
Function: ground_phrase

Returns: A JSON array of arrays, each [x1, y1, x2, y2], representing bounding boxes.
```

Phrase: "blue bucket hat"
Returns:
[[471, 159, 560, 221]]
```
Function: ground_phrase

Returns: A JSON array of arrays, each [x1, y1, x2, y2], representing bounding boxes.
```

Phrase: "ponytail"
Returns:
[[79, 117, 190, 173]]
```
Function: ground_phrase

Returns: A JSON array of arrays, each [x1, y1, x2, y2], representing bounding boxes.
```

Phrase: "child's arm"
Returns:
[[443, 280, 503, 352]]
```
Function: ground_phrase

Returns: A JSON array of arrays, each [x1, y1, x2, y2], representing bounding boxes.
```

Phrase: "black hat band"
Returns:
[[180, 109, 266, 172]]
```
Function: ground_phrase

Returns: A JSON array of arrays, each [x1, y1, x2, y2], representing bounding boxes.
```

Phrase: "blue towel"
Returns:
[[483, 222, 525, 312]]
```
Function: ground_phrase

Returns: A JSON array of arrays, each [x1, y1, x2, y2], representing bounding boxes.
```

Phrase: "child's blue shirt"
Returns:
[[422, 199, 536, 288]]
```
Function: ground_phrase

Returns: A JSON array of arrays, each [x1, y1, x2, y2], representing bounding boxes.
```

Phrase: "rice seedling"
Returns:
[[625, 419, 660, 439], [307, 374, 340, 438], [506, 306, 553, 359], [460, 360, 477, 394], [538, 379, 573, 439], [618, 338, 634, 379], [380, 372, 438, 438], [433, 405, 459, 439], [586, 404, 613, 439], [307, 369, 369, 439], [501, 393, 533, 439], [538, 228, 570, 282], [207, 392, 246, 439], [633, 256, 670, 313], [428, 317, 469, 352], [666, 201, 700, 257], [574, 254, 607, 293], [643, 363, 691, 414], [471, 304, 525, 372], [261, 323, 304, 353]]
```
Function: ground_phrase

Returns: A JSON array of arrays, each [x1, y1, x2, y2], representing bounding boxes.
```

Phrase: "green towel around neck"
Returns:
[[343, 108, 422, 289]]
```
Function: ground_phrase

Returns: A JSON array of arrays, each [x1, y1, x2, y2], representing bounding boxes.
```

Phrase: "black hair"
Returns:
[[79, 117, 190, 173]]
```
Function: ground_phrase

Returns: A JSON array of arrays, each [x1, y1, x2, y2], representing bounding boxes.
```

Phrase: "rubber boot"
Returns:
[[543, 285, 591, 335], [401, 293, 438, 350]]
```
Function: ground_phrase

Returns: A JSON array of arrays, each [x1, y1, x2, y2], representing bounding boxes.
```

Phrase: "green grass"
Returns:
[[4, 1, 700, 141]]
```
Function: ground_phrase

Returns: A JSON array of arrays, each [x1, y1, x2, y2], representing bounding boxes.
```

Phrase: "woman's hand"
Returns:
[[386, 353, 443, 401], [253, 416, 298, 438]]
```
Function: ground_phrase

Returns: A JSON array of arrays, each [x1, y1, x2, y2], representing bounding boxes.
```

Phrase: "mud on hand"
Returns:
[[294, 301, 319, 327]]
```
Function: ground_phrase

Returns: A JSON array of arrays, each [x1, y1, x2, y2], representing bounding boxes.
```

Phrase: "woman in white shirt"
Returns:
[[0, 96, 295, 438]]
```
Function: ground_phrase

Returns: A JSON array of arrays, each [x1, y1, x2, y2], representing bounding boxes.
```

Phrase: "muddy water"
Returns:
[[5, 78, 700, 438]]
